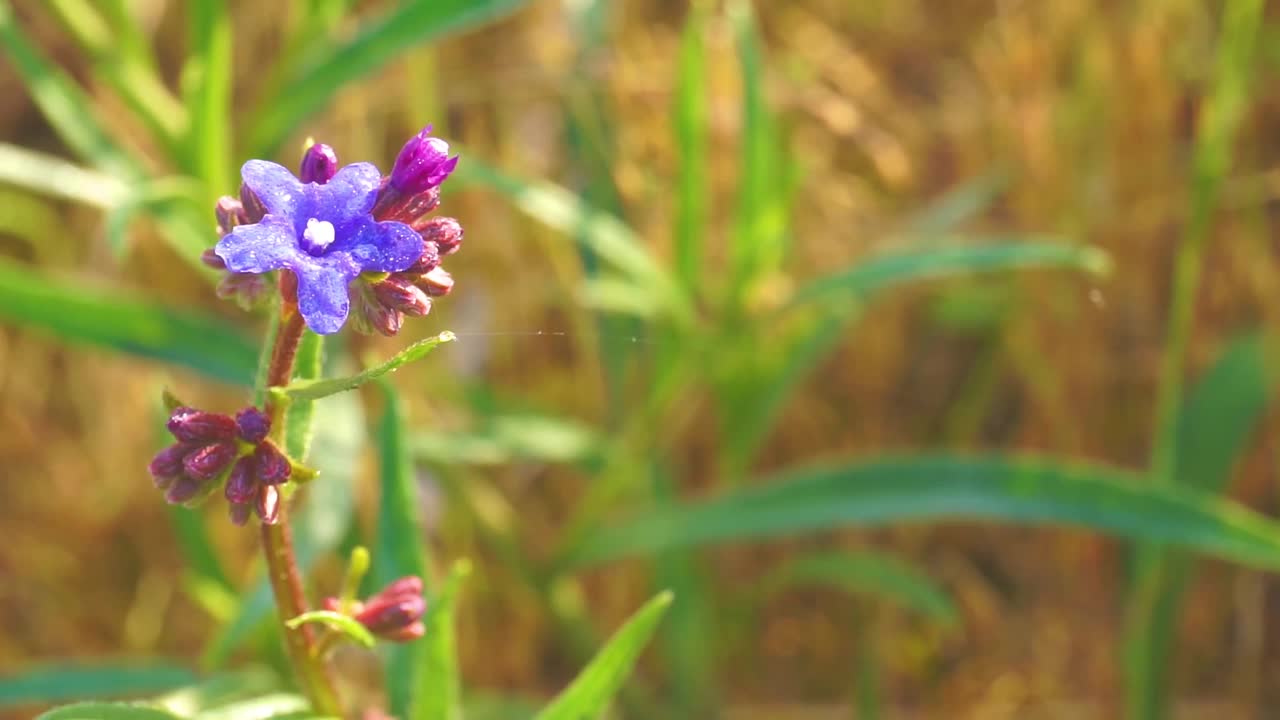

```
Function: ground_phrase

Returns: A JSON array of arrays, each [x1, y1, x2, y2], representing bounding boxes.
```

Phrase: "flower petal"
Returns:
[[241, 160, 308, 218], [329, 217, 423, 273], [215, 216, 303, 274], [314, 162, 382, 230], [294, 261, 356, 334]]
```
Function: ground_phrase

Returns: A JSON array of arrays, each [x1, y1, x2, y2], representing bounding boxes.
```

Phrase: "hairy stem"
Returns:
[[260, 302, 342, 715]]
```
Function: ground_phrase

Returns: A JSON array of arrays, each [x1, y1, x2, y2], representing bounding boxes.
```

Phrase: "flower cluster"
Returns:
[[323, 576, 426, 642], [208, 126, 462, 336], [149, 406, 292, 525]]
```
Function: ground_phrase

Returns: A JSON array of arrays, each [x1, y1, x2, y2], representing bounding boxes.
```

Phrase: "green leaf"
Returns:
[[181, 0, 233, 201], [248, 0, 532, 155], [371, 380, 431, 718], [763, 551, 958, 625], [414, 414, 601, 467], [0, 664, 195, 708], [673, 1, 708, 294], [36, 704, 181, 720], [0, 143, 129, 208], [284, 612, 375, 648], [534, 591, 673, 720], [788, 240, 1110, 308], [274, 332, 454, 402], [0, 258, 256, 385], [192, 693, 318, 720], [1126, 334, 1274, 719], [413, 560, 470, 720], [0, 1, 141, 179], [154, 668, 282, 717], [283, 331, 325, 459], [452, 160, 689, 324], [561, 454, 1280, 572], [897, 170, 1008, 241]]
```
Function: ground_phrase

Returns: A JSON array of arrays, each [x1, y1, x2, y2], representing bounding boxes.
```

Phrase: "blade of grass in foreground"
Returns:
[[0, 259, 257, 385], [560, 455, 1280, 573], [533, 592, 673, 720], [762, 550, 959, 625], [181, 0, 233, 202], [0, 664, 195, 708], [36, 704, 181, 720]]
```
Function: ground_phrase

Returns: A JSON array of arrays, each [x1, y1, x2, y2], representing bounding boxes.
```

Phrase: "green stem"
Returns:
[[260, 305, 342, 715]]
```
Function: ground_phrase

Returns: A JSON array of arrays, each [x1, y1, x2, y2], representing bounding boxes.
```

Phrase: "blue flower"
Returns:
[[215, 160, 423, 334]]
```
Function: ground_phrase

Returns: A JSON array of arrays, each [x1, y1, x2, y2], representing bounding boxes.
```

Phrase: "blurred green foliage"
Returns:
[[1, 0, 1279, 718]]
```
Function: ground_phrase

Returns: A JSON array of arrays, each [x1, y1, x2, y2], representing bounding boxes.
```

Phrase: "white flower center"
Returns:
[[302, 218, 335, 254]]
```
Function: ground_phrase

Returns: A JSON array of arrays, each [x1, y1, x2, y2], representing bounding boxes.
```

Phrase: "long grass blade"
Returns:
[[0, 664, 194, 708]]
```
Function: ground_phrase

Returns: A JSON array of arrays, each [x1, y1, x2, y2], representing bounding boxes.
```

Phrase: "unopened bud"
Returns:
[[390, 125, 458, 195], [403, 187, 442, 224], [224, 456, 257, 504], [356, 594, 426, 636], [168, 407, 238, 443], [149, 443, 193, 481], [165, 476, 206, 505], [300, 143, 338, 184], [403, 242, 440, 275], [228, 502, 252, 527], [256, 484, 281, 525], [215, 196, 246, 235], [183, 442, 238, 480], [235, 407, 271, 444], [415, 266, 453, 297], [373, 277, 432, 316], [216, 273, 271, 310], [254, 441, 291, 484], [418, 217, 463, 256], [201, 248, 227, 269], [239, 183, 267, 223]]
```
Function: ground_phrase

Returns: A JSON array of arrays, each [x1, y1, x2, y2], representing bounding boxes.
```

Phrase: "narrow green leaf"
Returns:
[[181, 0, 232, 201], [0, 143, 129, 208], [276, 332, 454, 402], [0, 1, 141, 179], [105, 178, 204, 259], [764, 551, 958, 624], [0, 664, 195, 707], [284, 612, 375, 648], [414, 560, 470, 720], [898, 170, 1008, 241], [154, 668, 282, 717], [534, 592, 673, 720], [1127, 334, 1273, 720], [192, 693, 317, 720], [371, 380, 431, 717], [452, 160, 689, 324], [789, 240, 1110, 308], [414, 413, 601, 467], [727, 0, 788, 305], [284, 331, 324, 459], [0, 258, 257, 385], [248, 0, 532, 155], [562, 455, 1280, 572], [673, 1, 708, 294], [36, 704, 181, 720]]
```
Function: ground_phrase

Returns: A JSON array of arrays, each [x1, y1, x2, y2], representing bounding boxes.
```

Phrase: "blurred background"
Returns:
[[3, 0, 1280, 718]]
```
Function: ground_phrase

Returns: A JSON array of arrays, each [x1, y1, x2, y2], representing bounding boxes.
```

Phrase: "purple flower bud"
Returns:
[[390, 125, 458, 195], [357, 293, 404, 337], [201, 248, 228, 269], [239, 183, 267, 223], [224, 456, 258, 504], [228, 502, 252, 527], [403, 187, 442, 222], [235, 407, 271, 444], [216, 273, 272, 310], [299, 143, 338, 184], [377, 576, 424, 598], [373, 277, 432, 317], [215, 196, 246, 236], [418, 217, 463, 256], [168, 407, 238, 443], [256, 484, 281, 525], [182, 442, 238, 480], [356, 593, 427, 636], [254, 441, 291, 484], [403, 241, 440, 275], [165, 475, 206, 505], [149, 443, 193, 481], [382, 622, 426, 642], [415, 266, 453, 297]]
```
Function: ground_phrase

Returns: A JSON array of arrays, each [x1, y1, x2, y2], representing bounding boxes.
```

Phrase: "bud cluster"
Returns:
[[323, 576, 426, 642], [149, 406, 293, 525]]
